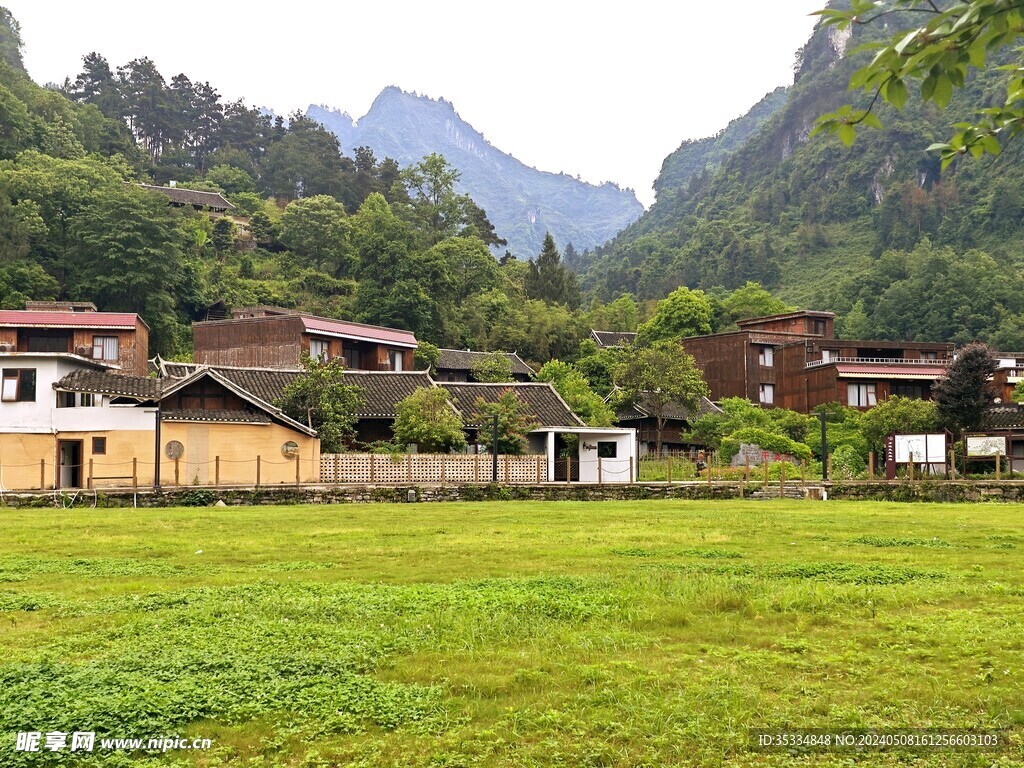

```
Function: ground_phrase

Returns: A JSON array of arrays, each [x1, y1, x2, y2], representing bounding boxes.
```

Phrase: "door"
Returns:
[[58, 440, 83, 488]]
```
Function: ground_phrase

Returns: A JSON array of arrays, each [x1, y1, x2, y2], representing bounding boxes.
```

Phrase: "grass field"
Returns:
[[0, 499, 1022, 767]]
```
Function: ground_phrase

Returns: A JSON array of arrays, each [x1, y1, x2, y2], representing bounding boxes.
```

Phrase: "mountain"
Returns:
[[308, 87, 644, 259], [577, 5, 1024, 348], [653, 86, 789, 202]]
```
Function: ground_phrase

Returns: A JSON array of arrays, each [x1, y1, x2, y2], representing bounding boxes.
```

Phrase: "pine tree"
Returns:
[[524, 232, 580, 307]]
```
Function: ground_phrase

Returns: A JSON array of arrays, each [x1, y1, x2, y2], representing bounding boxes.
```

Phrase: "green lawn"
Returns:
[[0, 499, 1022, 767]]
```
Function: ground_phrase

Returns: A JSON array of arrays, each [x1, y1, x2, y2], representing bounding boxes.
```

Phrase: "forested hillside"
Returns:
[[579, 4, 1024, 349], [308, 88, 643, 259], [0, 8, 648, 361]]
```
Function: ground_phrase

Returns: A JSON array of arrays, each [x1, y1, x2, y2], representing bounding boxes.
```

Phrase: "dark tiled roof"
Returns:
[[162, 409, 271, 424], [55, 370, 161, 399], [163, 365, 434, 419], [439, 382, 584, 428], [615, 394, 722, 423], [984, 404, 1024, 430], [436, 348, 534, 377], [139, 184, 234, 210], [591, 330, 636, 348]]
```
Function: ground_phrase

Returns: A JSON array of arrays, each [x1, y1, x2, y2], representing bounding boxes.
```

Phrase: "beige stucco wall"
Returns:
[[0, 423, 319, 490], [159, 422, 320, 486], [0, 430, 155, 490]]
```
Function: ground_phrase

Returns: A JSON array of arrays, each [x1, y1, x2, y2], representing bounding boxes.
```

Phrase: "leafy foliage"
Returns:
[[635, 286, 713, 345], [859, 396, 938, 456], [392, 388, 466, 453], [471, 351, 515, 383], [933, 342, 998, 435], [535, 360, 615, 427], [275, 356, 363, 453], [473, 391, 539, 455]]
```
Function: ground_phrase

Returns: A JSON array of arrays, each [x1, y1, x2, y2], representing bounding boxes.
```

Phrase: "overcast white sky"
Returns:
[[7, 1, 823, 207]]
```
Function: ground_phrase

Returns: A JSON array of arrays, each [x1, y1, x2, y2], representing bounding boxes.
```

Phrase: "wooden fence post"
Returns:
[[441, 454, 446, 486], [565, 455, 570, 485], [215, 456, 220, 486], [667, 455, 672, 484], [133, 458, 138, 490], [369, 452, 376, 483], [504, 455, 510, 484], [174, 456, 180, 486], [801, 460, 806, 488], [295, 455, 301, 486], [474, 452, 479, 482], [996, 452, 1001, 481], [407, 454, 413, 482], [598, 455, 603, 485], [630, 454, 634, 483], [868, 451, 875, 480], [909, 452, 915, 482], [536, 455, 542, 483], [780, 462, 786, 494], [40, 458, 45, 491], [88, 458, 93, 490], [256, 455, 261, 487]]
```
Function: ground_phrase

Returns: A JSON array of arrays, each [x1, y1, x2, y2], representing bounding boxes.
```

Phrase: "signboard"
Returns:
[[966, 435, 1008, 458], [893, 434, 946, 464]]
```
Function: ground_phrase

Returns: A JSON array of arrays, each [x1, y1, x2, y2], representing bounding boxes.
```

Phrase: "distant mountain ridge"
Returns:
[[308, 87, 644, 259]]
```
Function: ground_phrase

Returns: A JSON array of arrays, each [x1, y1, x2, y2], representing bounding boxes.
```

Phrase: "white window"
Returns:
[[847, 383, 877, 407], [389, 349, 404, 372], [759, 383, 774, 405], [309, 338, 329, 361], [822, 349, 839, 362], [2, 368, 35, 402], [922, 351, 938, 361], [758, 346, 774, 367], [92, 336, 119, 361]]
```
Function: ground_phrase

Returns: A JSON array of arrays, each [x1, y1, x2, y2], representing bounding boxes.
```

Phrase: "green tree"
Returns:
[[413, 340, 441, 373], [392, 387, 466, 453], [614, 341, 710, 453], [211, 217, 235, 256], [933, 343, 998, 436], [398, 153, 499, 246], [474, 390, 539, 455], [278, 195, 350, 275], [859, 396, 938, 457], [275, 356, 363, 453], [0, 7, 25, 72], [635, 286, 713, 345], [535, 360, 615, 427], [524, 232, 580, 307], [471, 351, 514, 383], [719, 282, 792, 328], [815, 0, 1024, 166]]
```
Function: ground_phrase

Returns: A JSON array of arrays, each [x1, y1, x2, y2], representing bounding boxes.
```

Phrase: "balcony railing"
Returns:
[[805, 356, 949, 369]]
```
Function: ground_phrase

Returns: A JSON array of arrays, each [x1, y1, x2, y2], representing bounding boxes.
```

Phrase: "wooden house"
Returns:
[[682, 310, 953, 413], [433, 349, 533, 382], [138, 183, 235, 214], [590, 330, 636, 348], [0, 303, 150, 376], [614, 394, 722, 455], [193, 306, 417, 371]]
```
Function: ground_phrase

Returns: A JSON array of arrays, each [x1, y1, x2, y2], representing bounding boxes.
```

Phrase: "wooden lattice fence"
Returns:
[[319, 453, 548, 484]]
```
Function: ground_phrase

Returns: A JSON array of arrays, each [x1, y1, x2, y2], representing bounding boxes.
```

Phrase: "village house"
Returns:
[[614, 393, 722, 456], [0, 303, 150, 376], [138, 183, 235, 214], [433, 348, 534, 382], [590, 330, 636, 349], [680, 310, 953, 413], [0, 352, 319, 491], [192, 306, 417, 371]]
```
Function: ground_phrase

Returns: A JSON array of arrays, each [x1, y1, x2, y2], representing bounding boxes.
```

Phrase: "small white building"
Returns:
[[531, 426, 637, 483]]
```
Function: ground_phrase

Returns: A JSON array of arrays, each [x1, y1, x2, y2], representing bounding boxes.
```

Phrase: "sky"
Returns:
[[6, 1, 824, 207]]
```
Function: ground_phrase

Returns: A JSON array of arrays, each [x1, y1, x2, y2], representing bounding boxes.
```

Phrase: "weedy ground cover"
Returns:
[[0, 499, 1021, 766]]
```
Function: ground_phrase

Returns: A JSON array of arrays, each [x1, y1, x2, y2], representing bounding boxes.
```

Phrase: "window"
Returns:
[[2, 368, 35, 402], [759, 383, 774, 405], [389, 349, 404, 372], [812, 319, 827, 335], [921, 351, 938, 361], [92, 336, 119, 361], [345, 347, 361, 369], [309, 338, 329, 361], [57, 391, 76, 408], [847, 383, 877, 407], [757, 346, 774, 367], [597, 441, 617, 459], [80, 393, 94, 407], [91, 436, 106, 455], [892, 383, 924, 399], [822, 349, 839, 362]]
